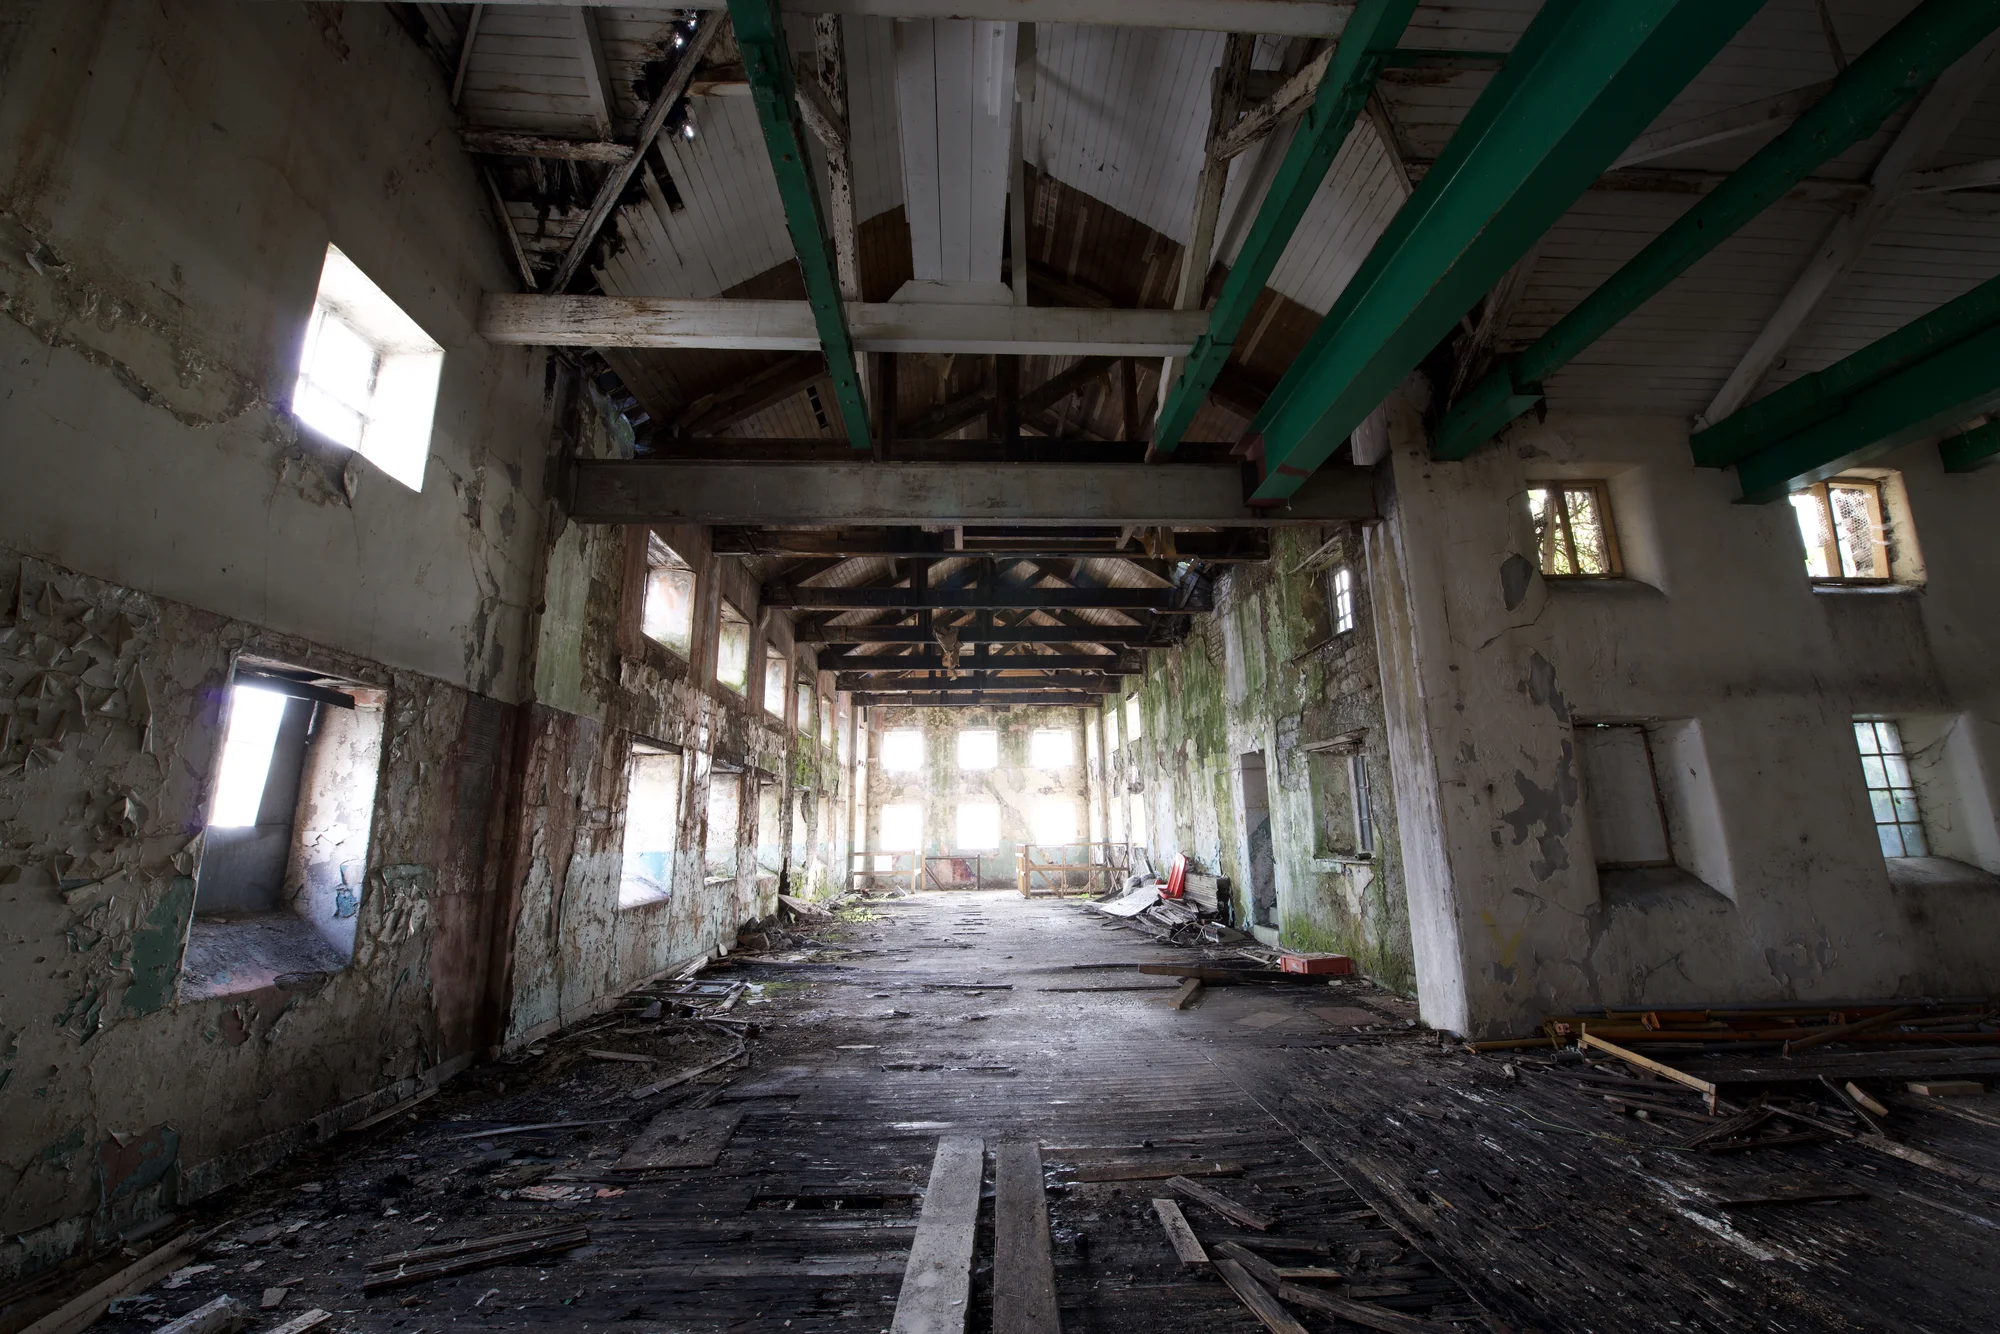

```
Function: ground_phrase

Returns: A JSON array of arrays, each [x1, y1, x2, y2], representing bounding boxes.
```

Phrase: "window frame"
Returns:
[[640, 534, 698, 659], [618, 740, 683, 908], [1331, 566, 1356, 635], [763, 644, 789, 719], [1854, 718, 1929, 858], [956, 727, 999, 772], [1527, 480, 1624, 580], [715, 601, 751, 694], [1792, 477, 1891, 585]]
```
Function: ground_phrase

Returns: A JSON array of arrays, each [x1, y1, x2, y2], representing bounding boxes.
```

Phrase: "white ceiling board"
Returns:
[[895, 18, 1016, 285]]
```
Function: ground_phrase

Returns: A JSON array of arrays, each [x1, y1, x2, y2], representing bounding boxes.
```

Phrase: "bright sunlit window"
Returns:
[[1029, 728, 1074, 769], [642, 536, 696, 656], [292, 244, 442, 491], [764, 646, 788, 718], [1793, 478, 1890, 582], [716, 602, 750, 693], [797, 683, 814, 736], [879, 802, 923, 851], [1332, 566, 1356, 634], [208, 686, 291, 827], [957, 728, 998, 771], [883, 728, 924, 772], [956, 802, 1001, 851], [1527, 481, 1621, 577], [1031, 799, 1078, 846], [1124, 694, 1143, 743], [619, 746, 681, 906]]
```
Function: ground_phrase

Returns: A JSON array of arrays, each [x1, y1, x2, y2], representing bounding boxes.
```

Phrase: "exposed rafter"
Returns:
[[1699, 36, 2000, 427], [713, 526, 1271, 561], [766, 586, 1208, 612], [795, 623, 1158, 646], [1607, 79, 1832, 169], [852, 692, 1101, 708], [1437, 0, 2000, 461], [1149, 0, 1416, 461]]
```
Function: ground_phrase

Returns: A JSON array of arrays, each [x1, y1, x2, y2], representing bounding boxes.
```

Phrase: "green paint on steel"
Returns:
[[728, 0, 872, 451], [1941, 419, 2000, 472], [119, 876, 195, 1018], [1692, 269, 2000, 467], [1149, 0, 1417, 457], [1248, 0, 1763, 501], [1437, 0, 2000, 461], [1732, 322, 2000, 502]]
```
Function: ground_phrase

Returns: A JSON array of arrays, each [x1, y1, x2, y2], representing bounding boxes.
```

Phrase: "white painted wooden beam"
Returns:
[[481, 295, 1210, 354], [570, 7, 618, 140], [294, 0, 1357, 36], [1701, 38, 2000, 426], [1901, 154, 2000, 194], [896, 19, 1016, 287], [1609, 81, 1833, 170], [1213, 40, 1327, 161], [568, 460, 1377, 525]]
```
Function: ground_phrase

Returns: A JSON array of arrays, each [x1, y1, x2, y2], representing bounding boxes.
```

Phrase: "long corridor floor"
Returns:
[[48, 890, 2000, 1334]]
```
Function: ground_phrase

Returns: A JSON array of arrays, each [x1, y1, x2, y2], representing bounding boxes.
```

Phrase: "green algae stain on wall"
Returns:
[[118, 877, 195, 1018]]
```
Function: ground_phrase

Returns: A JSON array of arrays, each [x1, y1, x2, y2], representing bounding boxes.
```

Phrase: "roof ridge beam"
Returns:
[[1247, 0, 1767, 498], [1149, 0, 1416, 460], [1436, 0, 2000, 460], [729, 0, 874, 450]]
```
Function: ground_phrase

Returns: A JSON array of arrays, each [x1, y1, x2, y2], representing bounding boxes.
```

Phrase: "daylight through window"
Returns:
[[957, 728, 998, 771], [1030, 728, 1074, 769], [956, 802, 1001, 851], [716, 602, 750, 693], [1331, 567, 1356, 634], [1528, 482, 1621, 577], [882, 728, 924, 772], [291, 244, 442, 491], [619, 746, 680, 906], [1031, 799, 1078, 847], [1793, 479, 1888, 581], [1855, 719, 1927, 858], [209, 686, 291, 828], [642, 536, 696, 656], [764, 646, 787, 718]]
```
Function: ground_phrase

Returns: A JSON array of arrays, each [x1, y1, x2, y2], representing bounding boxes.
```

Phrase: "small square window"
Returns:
[[1124, 694, 1143, 743], [882, 728, 924, 772], [879, 802, 923, 852], [1104, 702, 1121, 753], [291, 244, 443, 492], [820, 695, 833, 748], [956, 802, 1001, 851], [1854, 719, 1928, 858], [1030, 728, 1074, 769], [764, 646, 788, 718], [1030, 799, 1078, 846], [716, 602, 750, 693], [1331, 567, 1356, 634], [1527, 481, 1622, 578], [642, 536, 696, 657], [797, 682, 815, 736], [620, 745, 681, 907], [957, 728, 998, 771], [1793, 479, 1889, 582]]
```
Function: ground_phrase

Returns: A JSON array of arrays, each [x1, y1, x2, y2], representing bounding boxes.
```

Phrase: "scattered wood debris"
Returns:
[[1167, 1176, 1275, 1231], [362, 1225, 591, 1295]]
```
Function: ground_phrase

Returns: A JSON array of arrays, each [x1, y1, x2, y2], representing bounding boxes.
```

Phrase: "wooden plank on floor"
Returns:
[[611, 1106, 746, 1170], [1150, 1198, 1209, 1265], [1167, 1175, 1275, 1230], [993, 1141, 1059, 1334], [890, 1134, 985, 1334], [1215, 1258, 1310, 1334], [1072, 1159, 1242, 1182]]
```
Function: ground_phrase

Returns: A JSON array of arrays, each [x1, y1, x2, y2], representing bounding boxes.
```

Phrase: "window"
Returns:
[[956, 802, 1001, 851], [1793, 479, 1888, 582], [756, 778, 784, 875], [716, 602, 750, 693], [878, 803, 923, 852], [1350, 754, 1375, 855], [882, 727, 924, 772], [291, 244, 443, 491], [836, 696, 850, 764], [642, 536, 696, 656], [1527, 481, 1621, 577], [820, 694, 833, 748], [1085, 719, 1100, 766], [1127, 790, 1147, 847], [704, 771, 741, 883], [186, 664, 384, 1000], [1124, 694, 1143, 743], [1104, 703, 1120, 754], [764, 646, 788, 718], [957, 728, 998, 771], [796, 682, 815, 736], [619, 745, 681, 906], [1855, 719, 1927, 858], [1029, 728, 1075, 769], [1031, 799, 1078, 847], [1331, 567, 1356, 634]]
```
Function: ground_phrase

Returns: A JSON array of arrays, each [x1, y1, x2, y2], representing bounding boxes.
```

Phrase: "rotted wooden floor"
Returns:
[[65, 890, 2000, 1334]]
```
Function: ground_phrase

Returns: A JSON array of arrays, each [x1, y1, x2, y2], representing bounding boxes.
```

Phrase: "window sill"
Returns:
[[1542, 576, 1664, 598], [180, 912, 349, 1001], [1886, 856, 2000, 893], [618, 892, 671, 912], [1810, 581, 1922, 595], [1312, 855, 1374, 873]]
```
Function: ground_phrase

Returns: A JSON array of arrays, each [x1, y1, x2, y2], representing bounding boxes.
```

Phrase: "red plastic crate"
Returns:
[[1279, 953, 1355, 976]]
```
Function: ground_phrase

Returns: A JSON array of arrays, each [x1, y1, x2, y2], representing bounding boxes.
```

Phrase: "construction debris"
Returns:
[[362, 1226, 591, 1295]]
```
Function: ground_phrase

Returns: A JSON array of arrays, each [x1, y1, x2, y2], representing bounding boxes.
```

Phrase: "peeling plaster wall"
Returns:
[[502, 395, 851, 1043], [863, 707, 1091, 889], [1114, 530, 1413, 991], [0, 1, 553, 1279], [0, 556, 516, 1276], [1372, 393, 2000, 1038]]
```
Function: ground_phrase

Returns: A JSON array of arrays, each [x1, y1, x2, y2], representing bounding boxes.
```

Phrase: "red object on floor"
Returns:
[[1163, 852, 1188, 899], [1279, 953, 1355, 975]]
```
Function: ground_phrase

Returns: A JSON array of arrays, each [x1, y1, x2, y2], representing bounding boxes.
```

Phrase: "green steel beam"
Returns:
[[728, 0, 871, 450], [1729, 322, 2000, 502], [1940, 420, 2000, 472], [1243, 0, 1763, 503], [1148, 0, 1417, 458], [1437, 0, 2000, 461], [1690, 270, 2000, 468]]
